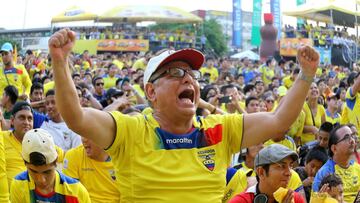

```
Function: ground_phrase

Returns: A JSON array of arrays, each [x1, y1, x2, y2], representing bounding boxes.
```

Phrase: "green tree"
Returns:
[[203, 19, 228, 57]]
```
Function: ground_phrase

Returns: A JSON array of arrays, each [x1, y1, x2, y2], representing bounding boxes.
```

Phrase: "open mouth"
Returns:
[[178, 89, 194, 104]]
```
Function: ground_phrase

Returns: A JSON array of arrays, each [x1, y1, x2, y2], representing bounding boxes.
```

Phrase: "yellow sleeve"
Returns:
[[10, 179, 28, 203], [62, 148, 80, 179], [0, 135, 9, 202], [340, 106, 349, 125], [77, 183, 91, 203]]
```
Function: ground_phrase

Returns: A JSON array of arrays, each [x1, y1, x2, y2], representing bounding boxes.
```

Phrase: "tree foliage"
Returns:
[[203, 19, 228, 57]]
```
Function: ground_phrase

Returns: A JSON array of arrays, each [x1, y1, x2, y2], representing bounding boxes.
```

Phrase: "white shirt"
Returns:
[[40, 120, 82, 152]]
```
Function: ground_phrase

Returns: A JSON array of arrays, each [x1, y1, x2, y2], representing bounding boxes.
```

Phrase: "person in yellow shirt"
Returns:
[[3, 101, 64, 188], [325, 93, 341, 124], [10, 128, 90, 203], [258, 59, 275, 86], [63, 137, 120, 203], [0, 126, 8, 202], [302, 83, 326, 144], [132, 56, 148, 70], [0, 42, 32, 99], [103, 63, 120, 90], [313, 125, 360, 203], [199, 58, 218, 83], [341, 72, 360, 132], [49, 29, 319, 203], [282, 68, 300, 89]]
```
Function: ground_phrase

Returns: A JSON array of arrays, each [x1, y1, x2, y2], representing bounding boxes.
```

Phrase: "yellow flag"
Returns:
[[13, 44, 17, 64]]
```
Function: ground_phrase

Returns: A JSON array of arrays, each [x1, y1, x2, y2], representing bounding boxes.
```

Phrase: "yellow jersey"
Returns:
[[343, 87, 360, 132], [264, 136, 297, 152], [63, 145, 120, 203], [222, 168, 249, 203], [199, 66, 219, 83], [103, 76, 118, 90], [107, 112, 244, 203], [132, 58, 146, 70], [302, 103, 326, 144], [0, 64, 32, 96]]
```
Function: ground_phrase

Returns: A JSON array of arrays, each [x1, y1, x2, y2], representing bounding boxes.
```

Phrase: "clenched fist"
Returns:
[[48, 28, 76, 64], [297, 46, 319, 77]]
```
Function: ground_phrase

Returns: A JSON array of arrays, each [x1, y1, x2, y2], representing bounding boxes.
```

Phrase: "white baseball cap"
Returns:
[[22, 129, 58, 164], [143, 48, 205, 85]]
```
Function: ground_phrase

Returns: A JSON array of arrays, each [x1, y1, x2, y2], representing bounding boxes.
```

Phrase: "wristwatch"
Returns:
[[298, 71, 314, 84]]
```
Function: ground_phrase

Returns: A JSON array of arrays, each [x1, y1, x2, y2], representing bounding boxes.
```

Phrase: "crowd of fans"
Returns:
[[283, 22, 358, 49], [0, 26, 359, 202]]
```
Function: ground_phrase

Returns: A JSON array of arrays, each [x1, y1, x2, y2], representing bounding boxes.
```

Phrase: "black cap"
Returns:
[[106, 88, 124, 100]]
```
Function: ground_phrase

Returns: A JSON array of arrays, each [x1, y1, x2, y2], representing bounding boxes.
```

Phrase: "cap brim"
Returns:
[[157, 49, 204, 70]]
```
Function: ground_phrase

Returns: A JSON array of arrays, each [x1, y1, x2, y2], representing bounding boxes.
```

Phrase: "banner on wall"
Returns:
[[232, 0, 242, 48], [270, 0, 282, 40], [280, 38, 313, 56], [251, 0, 262, 46], [96, 39, 149, 51]]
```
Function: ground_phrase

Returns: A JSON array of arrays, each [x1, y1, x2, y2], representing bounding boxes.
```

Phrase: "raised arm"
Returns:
[[49, 29, 116, 149], [242, 46, 319, 148]]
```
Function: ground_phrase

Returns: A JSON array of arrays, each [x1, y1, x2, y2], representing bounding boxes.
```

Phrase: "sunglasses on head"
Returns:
[[149, 67, 201, 83]]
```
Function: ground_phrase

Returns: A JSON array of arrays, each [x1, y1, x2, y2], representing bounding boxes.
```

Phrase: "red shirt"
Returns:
[[229, 185, 305, 203]]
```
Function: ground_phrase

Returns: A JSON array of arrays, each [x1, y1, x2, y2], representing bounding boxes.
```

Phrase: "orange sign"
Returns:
[[280, 38, 313, 56], [96, 39, 149, 52]]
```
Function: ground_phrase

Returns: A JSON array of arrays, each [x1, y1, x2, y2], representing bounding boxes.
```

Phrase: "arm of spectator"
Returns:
[[241, 46, 319, 148], [303, 125, 318, 135], [49, 28, 116, 149], [198, 98, 224, 115], [103, 97, 131, 112], [131, 86, 146, 105], [30, 100, 46, 109], [83, 89, 103, 110]]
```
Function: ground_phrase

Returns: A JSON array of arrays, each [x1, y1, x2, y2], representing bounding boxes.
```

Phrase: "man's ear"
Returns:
[[331, 144, 336, 156], [256, 167, 264, 180], [145, 83, 156, 103]]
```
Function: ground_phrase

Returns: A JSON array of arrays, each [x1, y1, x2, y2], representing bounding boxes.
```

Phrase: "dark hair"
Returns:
[[278, 59, 286, 66], [4, 85, 18, 104], [12, 101, 33, 116], [46, 89, 55, 97], [26, 152, 57, 166], [92, 76, 103, 86], [246, 96, 258, 107], [319, 122, 334, 133], [328, 125, 347, 157], [30, 82, 44, 95], [243, 84, 255, 95], [319, 174, 342, 189], [72, 73, 80, 79], [220, 84, 235, 95], [305, 148, 328, 165], [293, 68, 300, 74]]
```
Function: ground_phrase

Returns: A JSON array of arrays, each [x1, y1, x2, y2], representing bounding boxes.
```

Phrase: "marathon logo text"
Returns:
[[165, 138, 193, 144]]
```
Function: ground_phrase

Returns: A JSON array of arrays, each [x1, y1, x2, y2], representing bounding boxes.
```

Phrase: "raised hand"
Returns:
[[48, 28, 76, 64], [297, 46, 320, 77]]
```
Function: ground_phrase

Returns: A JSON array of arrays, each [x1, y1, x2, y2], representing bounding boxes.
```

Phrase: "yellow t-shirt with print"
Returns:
[[106, 112, 244, 203], [342, 88, 360, 132], [302, 103, 326, 144], [264, 136, 297, 152], [334, 163, 360, 203], [63, 145, 120, 203], [0, 64, 32, 96]]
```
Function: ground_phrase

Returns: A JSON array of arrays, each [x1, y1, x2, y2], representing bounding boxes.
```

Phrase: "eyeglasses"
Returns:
[[95, 82, 104, 86], [336, 133, 356, 144], [266, 100, 274, 103], [149, 67, 201, 83]]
